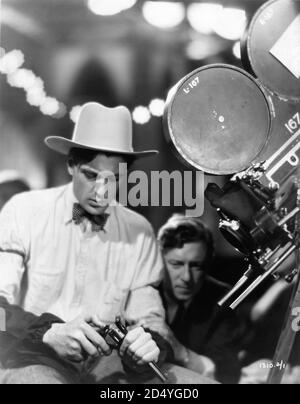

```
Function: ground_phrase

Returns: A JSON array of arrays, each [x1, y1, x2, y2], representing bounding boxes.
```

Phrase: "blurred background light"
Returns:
[[132, 106, 151, 124], [88, 0, 137, 16], [40, 97, 60, 116], [1, 5, 45, 38], [149, 99, 165, 117], [186, 36, 226, 60], [26, 86, 46, 107], [142, 1, 185, 29], [186, 40, 210, 60], [30, 77, 44, 91], [0, 50, 24, 74], [187, 3, 223, 35], [7, 69, 36, 89], [213, 8, 247, 40], [53, 103, 67, 119], [232, 41, 241, 59], [70, 105, 83, 123]]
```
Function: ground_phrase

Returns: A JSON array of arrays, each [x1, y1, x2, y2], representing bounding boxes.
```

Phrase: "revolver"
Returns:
[[97, 316, 168, 383]]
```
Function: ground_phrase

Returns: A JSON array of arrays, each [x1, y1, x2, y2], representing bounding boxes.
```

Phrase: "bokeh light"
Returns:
[[142, 1, 185, 29], [149, 99, 165, 117], [132, 106, 151, 124], [233, 41, 241, 59], [0, 50, 24, 74], [88, 0, 137, 16], [187, 3, 223, 35], [213, 8, 247, 41]]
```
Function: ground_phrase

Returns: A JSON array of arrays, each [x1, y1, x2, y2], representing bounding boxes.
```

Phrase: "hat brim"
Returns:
[[45, 136, 158, 158]]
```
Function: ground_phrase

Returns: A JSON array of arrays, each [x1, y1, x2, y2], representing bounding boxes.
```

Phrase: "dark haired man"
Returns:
[[143, 215, 244, 384], [0, 103, 212, 384]]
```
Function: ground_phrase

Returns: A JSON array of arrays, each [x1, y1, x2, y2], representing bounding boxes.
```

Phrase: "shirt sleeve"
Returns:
[[123, 224, 171, 370], [124, 223, 165, 326], [0, 196, 29, 304], [0, 296, 64, 366], [0, 197, 64, 366]]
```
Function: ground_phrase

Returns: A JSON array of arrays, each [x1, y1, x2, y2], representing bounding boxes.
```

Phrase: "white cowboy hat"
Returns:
[[45, 102, 158, 157]]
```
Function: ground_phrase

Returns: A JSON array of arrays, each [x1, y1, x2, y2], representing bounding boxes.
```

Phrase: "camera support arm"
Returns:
[[267, 181, 300, 384]]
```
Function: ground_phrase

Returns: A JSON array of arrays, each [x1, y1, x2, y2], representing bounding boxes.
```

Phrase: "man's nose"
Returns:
[[181, 265, 192, 283], [94, 178, 107, 197]]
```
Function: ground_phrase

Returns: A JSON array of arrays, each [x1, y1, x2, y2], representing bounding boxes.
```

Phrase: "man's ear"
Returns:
[[67, 163, 74, 177]]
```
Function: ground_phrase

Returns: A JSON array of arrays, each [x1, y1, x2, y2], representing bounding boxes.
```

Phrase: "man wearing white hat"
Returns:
[[0, 102, 211, 384]]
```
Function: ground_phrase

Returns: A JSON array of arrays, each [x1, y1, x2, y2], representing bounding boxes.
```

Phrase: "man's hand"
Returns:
[[142, 317, 174, 343], [142, 317, 183, 356], [142, 317, 215, 377], [119, 327, 160, 371], [43, 314, 111, 362]]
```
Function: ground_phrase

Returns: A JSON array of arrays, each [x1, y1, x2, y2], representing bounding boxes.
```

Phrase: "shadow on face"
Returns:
[[163, 241, 208, 302], [68, 153, 127, 216]]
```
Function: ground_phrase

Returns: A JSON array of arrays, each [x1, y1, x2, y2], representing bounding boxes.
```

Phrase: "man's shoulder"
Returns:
[[205, 276, 231, 294], [9, 185, 68, 211], [194, 276, 231, 304]]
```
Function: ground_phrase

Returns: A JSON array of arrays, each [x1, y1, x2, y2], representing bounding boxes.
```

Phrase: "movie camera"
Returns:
[[164, 0, 300, 310]]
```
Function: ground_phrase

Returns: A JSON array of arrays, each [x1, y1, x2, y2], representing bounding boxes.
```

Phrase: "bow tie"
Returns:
[[72, 203, 109, 232]]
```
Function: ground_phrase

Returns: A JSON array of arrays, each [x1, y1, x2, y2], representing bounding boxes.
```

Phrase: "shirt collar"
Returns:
[[63, 182, 115, 225], [163, 281, 194, 323]]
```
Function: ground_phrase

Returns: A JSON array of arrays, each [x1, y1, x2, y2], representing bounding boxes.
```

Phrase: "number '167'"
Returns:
[[285, 112, 300, 134]]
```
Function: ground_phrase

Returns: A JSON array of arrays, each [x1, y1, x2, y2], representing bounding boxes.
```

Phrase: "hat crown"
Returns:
[[72, 102, 133, 153], [45, 102, 158, 157]]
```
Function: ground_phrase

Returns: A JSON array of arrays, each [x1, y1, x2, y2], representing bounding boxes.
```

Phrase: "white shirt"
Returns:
[[0, 183, 165, 324]]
